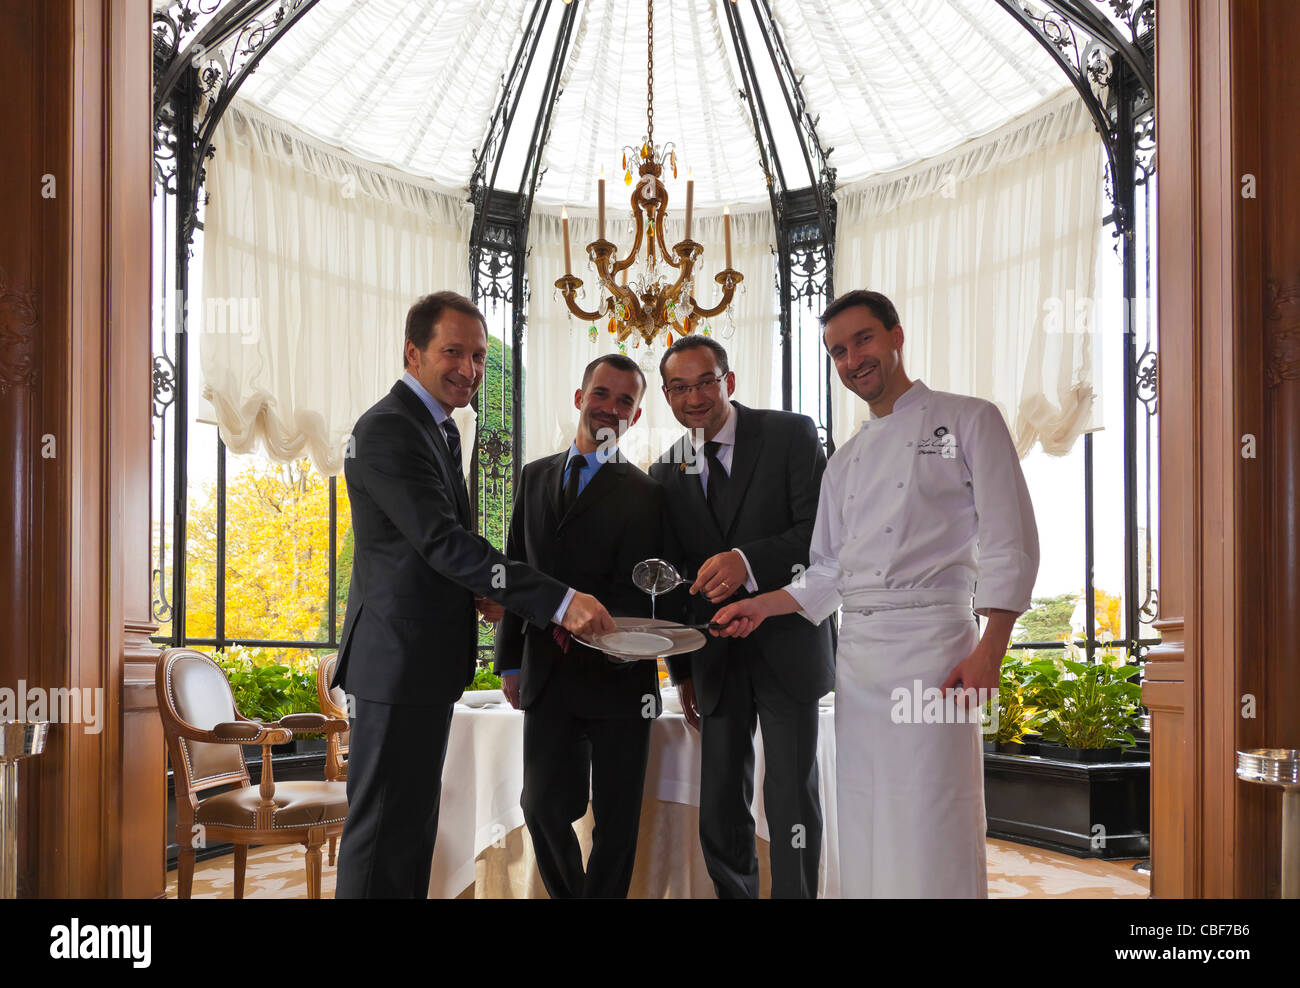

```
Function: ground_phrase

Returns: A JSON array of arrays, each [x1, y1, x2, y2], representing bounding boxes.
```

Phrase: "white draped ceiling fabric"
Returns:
[[201, 103, 473, 476], [832, 92, 1104, 454], [199, 0, 1103, 472]]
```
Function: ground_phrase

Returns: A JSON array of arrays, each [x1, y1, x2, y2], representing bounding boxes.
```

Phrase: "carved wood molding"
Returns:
[[0, 266, 39, 396], [1265, 274, 1300, 388]]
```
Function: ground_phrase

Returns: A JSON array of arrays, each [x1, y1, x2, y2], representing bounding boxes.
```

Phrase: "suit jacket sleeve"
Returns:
[[354, 410, 567, 629], [493, 464, 531, 675], [735, 414, 827, 591]]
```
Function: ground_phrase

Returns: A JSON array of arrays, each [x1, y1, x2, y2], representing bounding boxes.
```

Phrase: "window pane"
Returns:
[[223, 453, 331, 642]]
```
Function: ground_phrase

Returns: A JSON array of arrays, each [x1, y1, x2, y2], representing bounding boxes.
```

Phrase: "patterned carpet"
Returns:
[[166, 836, 1149, 899]]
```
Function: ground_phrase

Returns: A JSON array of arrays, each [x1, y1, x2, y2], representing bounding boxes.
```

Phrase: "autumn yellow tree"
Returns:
[[182, 457, 352, 670]]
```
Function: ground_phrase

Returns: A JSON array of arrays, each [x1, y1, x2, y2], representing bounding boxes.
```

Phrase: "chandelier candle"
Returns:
[[598, 168, 606, 240], [684, 170, 694, 240], [723, 204, 732, 268], [562, 207, 572, 276]]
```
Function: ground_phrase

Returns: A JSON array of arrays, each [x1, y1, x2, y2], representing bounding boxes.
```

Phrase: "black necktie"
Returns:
[[441, 418, 462, 472], [563, 455, 583, 513], [704, 440, 729, 523]]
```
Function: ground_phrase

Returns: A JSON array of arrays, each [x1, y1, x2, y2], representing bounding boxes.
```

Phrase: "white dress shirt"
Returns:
[[686, 402, 758, 593], [786, 380, 1039, 622]]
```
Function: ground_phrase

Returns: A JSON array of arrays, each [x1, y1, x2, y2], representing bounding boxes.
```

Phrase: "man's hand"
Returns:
[[560, 591, 617, 641], [709, 596, 768, 638], [677, 677, 700, 731], [475, 597, 505, 623], [502, 672, 521, 709], [940, 610, 1017, 707], [690, 550, 749, 603]]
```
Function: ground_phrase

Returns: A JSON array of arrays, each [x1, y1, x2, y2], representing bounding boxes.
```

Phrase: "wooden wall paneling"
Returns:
[[1257, 0, 1300, 900], [0, 0, 159, 898], [1148, 0, 1196, 900], [107, 0, 164, 898], [1228, 0, 1269, 900], [1153, 0, 1300, 898]]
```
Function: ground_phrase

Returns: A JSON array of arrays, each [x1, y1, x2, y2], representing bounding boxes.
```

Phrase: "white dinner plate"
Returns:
[[459, 688, 505, 707], [573, 617, 707, 661]]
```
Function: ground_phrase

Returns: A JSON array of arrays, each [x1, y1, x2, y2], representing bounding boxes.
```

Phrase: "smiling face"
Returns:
[[574, 361, 644, 453], [404, 309, 488, 413], [661, 346, 736, 441], [822, 305, 906, 407]]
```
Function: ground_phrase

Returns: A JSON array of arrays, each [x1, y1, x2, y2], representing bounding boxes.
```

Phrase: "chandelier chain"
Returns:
[[646, 0, 654, 147]]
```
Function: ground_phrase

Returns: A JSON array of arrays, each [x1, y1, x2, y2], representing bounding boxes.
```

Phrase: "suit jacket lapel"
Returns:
[[542, 451, 567, 530], [559, 453, 627, 530], [672, 435, 725, 545], [391, 381, 472, 526], [719, 402, 762, 538]]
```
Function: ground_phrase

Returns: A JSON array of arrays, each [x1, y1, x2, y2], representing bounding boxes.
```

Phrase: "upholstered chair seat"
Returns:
[[157, 648, 349, 899]]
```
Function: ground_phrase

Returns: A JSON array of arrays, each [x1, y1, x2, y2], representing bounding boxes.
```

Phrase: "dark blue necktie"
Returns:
[[563, 454, 583, 513], [441, 418, 462, 471]]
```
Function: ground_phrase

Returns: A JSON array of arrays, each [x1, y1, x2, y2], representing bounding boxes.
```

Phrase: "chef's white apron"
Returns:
[[834, 588, 987, 898]]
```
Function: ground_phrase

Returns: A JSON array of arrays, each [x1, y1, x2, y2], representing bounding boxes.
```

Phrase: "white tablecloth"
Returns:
[[429, 690, 840, 898]]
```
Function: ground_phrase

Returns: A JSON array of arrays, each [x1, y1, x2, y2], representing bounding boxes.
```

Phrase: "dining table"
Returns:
[[429, 686, 841, 898]]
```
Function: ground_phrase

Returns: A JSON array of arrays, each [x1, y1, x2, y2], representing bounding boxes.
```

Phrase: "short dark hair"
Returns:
[[819, 290, 901, 332], [403, 291, 488, 367], [581, 353, 647, 397], [658, 333, 730, 382]]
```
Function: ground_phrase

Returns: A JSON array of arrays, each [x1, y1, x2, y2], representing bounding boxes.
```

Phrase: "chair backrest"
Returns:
[[317, 653, 348, 722], [317, 653, 349, 780], [157, 648, 249, 796]]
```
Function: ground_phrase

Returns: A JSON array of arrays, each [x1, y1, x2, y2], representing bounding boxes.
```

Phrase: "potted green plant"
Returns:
[[213, 646, 323, 757], [1022, 644, 1142, 761], [984, 653, 1043, 754], [982, 643, 1150, 859]]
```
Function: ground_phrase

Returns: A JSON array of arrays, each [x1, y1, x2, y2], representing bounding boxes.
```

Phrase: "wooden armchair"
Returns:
[[316, 652, 350, 865], [157, 648, 349, 898]]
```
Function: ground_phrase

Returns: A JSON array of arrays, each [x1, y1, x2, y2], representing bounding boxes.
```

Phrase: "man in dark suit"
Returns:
[[494, 354, 665, 898], [649, 335, 834, 898], [332, 291, 615, 899]]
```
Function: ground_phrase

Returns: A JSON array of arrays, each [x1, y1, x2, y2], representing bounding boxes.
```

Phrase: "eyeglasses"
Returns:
[[663, 375, 724, 398]]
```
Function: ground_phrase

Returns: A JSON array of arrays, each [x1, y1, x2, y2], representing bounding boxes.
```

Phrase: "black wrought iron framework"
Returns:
[[150, 0, 1158, 668]]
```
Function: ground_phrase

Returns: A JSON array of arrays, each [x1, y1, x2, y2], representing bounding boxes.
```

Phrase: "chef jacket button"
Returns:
[[884, 526, 893, 533], [906, 441, 913, 447], [848, 494, 855, 500], [874, 570, 882, 576], [896, 481, 904, 488]]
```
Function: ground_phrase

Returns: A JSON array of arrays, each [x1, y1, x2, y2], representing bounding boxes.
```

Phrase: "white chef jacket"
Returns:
[[786, 380, 1039, 621]]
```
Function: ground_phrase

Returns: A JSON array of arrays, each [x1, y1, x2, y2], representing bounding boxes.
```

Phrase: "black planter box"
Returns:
[[983, 747, 1149, 859]]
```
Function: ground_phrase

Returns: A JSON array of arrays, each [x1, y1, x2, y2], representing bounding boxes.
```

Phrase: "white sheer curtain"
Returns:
[[524, 205, 777, 469], [201, 100, 473, 476], [832, 92, 1104, 456]]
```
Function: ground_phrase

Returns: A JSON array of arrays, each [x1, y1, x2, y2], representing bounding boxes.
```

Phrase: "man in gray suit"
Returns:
[[650, 335, 834, 898]]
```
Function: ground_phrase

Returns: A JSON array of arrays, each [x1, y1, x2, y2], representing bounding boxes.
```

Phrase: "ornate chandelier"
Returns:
[[557, 0, 743, 349]]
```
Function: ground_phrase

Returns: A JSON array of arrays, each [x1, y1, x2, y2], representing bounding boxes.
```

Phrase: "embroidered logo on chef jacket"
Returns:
[[917, 426, 957, 458]]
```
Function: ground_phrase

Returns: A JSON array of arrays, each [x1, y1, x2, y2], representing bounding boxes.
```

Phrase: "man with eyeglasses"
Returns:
[[650, 335, 834, 898]]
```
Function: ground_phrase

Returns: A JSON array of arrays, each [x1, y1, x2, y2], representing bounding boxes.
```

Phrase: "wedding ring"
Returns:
[[720, 581, 729, 589]]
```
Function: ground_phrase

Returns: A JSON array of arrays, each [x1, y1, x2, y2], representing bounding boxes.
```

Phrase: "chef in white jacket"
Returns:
[[712, 289, 1039, 898]]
